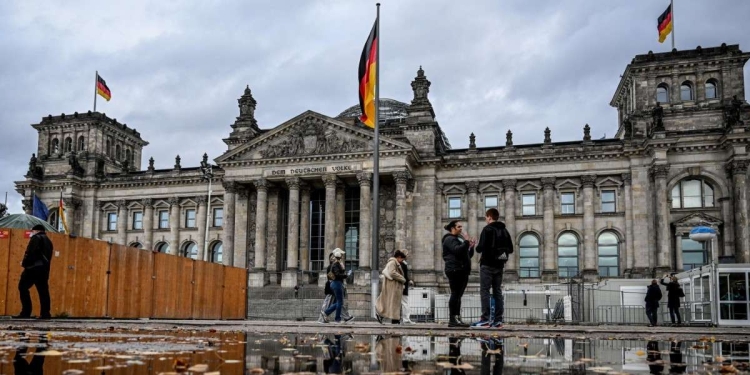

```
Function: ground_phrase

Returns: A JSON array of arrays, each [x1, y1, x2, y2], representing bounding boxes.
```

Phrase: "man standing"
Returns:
[[645, 279, 663, 327], [472, 208, 513, 329], [16, 225, 53, 319]]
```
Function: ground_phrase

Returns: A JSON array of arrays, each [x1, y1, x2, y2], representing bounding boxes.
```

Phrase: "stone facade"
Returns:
[[14, 44, 750, 289]]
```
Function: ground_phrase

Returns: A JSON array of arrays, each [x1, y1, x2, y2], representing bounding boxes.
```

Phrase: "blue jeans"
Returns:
[[324, 280, 345, 321]]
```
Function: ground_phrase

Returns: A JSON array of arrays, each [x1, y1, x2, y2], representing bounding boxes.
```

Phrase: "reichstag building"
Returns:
[[15, 44, 750, 289]]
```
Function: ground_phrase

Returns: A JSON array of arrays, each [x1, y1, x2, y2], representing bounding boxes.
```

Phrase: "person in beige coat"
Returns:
[[375, 249, 407, 324]]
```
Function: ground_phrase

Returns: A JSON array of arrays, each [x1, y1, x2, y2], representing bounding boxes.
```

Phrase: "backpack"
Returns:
[[488, 226, 513, 265]]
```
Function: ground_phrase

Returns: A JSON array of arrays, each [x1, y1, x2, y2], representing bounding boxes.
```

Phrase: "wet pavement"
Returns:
[[0, 321, 748, 374]]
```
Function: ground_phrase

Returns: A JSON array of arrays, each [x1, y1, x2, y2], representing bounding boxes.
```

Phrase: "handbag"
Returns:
[[327, 271, 336, 281]]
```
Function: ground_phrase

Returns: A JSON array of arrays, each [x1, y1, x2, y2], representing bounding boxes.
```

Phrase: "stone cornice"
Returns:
[[218, 149, 415, 168]]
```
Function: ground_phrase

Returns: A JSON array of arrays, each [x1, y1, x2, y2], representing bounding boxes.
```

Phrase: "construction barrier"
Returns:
[[0, 228, 247, 319]]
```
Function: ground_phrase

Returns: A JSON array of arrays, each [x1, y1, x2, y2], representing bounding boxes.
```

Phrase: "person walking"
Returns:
[[400, 252, 416, 324], [644, 279, 662, 327], [376, 250, 407, 324], [472, 208, 513, 329], [442, 220, 475, 328], [661, 275, 685, 326], [318, 250, 353, 324], [15, 224, 53, 319], [322, 249, 349, 324]]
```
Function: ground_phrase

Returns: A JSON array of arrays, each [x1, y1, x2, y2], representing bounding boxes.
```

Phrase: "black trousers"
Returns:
[[446, 270, 469, 318], [645, 306, 658, 326], [668, 306, 682, 324], [18, 267, 51, 317]]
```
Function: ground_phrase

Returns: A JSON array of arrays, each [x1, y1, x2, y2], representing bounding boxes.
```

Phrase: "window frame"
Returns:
[[184, 208, 196, 228], [557, 232, 579, 278], [484, 195, 499, 213], [107, 212, 117, 231], [212, 207, 224, 227], [519, 233, 540, 278], [705, 80, 718, 100], [680, 81, 694, 101], [77, 136, 85, 151], [656, 84, 670, 103], [682, 236, 708, 271], [671, 179, 715, 209], [132, 211, 143, 230], [601, 189, 617, 213], [597, 231, 620, 277], [522, 193, 536, 216], [158, 210, 169, 229], [210, 241, 223, 263], [560, 192, 576, 215], [182, 241, 198, 259], [155, 242, 170, 253], [448, 196, 462, 219]]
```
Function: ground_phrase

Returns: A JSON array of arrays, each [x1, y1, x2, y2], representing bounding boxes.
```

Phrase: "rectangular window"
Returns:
[[601, 190, 616, 213], [158, 210, 169, 229], [522, 194, 536, 216], [310, 190, 326, 271], [561, 192, 575, 215], [344, 187, 361, 271], [212, 208, 223, 227], [107, 213, 117, 231], [448, 197, 461, 218], [484, 195, 498, 212], [185, 209, 196, 228], [132, 212, 143, 230]]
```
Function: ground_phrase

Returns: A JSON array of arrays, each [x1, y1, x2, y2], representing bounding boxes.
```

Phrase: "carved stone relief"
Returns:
[[378, 184, 396, 269], [260, 118, 368, 158]]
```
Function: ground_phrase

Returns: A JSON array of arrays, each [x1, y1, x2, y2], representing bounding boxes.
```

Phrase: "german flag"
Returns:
[[358, 19, 378, 128], [96, 74, 112, 101], [657, 4, 673, 43], [58, 190, 68, 234]]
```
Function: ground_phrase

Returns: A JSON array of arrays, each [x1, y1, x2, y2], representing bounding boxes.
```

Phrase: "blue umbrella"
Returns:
[[689, 226, 717, 242]]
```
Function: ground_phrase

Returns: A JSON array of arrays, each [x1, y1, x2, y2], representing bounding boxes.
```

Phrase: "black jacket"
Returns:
[[645, 284, 663, 308], [442, 233, 473, 273], [22, 232, 53, 269], [661, 279, 684, 308], [330, 260, 347, 281], [475, 221, 514, 269], [401, 260, 410, 296]]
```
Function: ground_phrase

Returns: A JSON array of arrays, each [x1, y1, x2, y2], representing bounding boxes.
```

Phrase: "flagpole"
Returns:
[[671, 0, 675, 50], [94, 71, 98, 112], [370, 2, 381, 319]]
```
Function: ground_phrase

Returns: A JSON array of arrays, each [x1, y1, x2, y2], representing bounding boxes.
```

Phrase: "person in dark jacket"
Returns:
[[323, 249, 349, 324], [16, 225, 53, 319], [472, 208, 513, 329], [644, 279, 662, 327], [661, 275, 684, 325], [318, 251, 353, 324], [669, 341, 686, 374], [442, 220, 475, 327]]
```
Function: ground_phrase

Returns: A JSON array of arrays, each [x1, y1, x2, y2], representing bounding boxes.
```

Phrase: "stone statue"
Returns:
[[67, 151, 84, 177], [583, 124, 591, 141], [724, 95, 745, 128], [544, 127, 551, 144], [623, 119, 633, 138], [174, 155, 181, 170], [652, 102, 665, 131], [148, 157, 155, 171], [469, 133, 476, 149]]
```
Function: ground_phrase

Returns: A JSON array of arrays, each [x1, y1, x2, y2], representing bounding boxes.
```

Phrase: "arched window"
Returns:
[[47, 209, 62, 231], [681, 236, 708, 270], [51, 139, 60, 154], [680, 81, 694, 101], [211, 241, 223, 263], [115, 145, 121, 160], [155, 242, 170, 253], [106, 140, 111, 156], [64, 137, 73, 152], [519, 234, 540, 278], [129, 149, 135, 165], [125, 149, 131, 164], [130, 242, 142, 249], [656, 84, 669, 103], [77, 136, 85, 151], [558, 232, 579, 278], [597, 232, 619, 277], [671, 179, 714, 208], [182, 242, 198, 259], [705, 80, 718, 99]]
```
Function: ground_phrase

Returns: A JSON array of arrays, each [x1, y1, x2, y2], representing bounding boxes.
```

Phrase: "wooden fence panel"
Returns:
[[0, 229, 12, 316], [152, 253, 193, 319], [107, 244, 154, 318], [48, 232, 77, 317], [221, 266, 247, 319], [192, 261, 224, 319], [68, 236, 109, 317], [5, 229, 49, 317]]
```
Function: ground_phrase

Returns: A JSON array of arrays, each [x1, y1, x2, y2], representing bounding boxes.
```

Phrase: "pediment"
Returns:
[[555, 179, 581, 191], [180, 199, 197, 207], [216, 111, 412, 163], [443, 185, 466, 195], [673, 212, 723, 229], [596, 177, 622, 188], [517, 181, 541, 191], [479, 183, 502, 193]]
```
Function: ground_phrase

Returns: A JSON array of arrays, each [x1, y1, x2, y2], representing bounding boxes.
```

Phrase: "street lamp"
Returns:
[[200, 153, 214, 262]]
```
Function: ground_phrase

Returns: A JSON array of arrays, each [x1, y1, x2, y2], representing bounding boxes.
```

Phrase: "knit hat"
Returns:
[[31, 224, 46, 232]]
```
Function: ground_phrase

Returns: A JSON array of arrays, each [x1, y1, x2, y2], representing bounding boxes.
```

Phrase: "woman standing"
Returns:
[[442, 221, 475, 328], [376, 250, 407, 324], [323, 249, 348, 324]]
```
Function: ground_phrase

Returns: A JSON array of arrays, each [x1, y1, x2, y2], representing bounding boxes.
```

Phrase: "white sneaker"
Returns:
[[402, 319, 416, 325]]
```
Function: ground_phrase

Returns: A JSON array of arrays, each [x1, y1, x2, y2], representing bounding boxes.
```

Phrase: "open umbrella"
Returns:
[[0, 214, 58, 232], [689, 226, 716, 242]]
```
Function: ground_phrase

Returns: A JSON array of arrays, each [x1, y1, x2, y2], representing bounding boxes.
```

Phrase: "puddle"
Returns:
[[0, 328, 748, 374]]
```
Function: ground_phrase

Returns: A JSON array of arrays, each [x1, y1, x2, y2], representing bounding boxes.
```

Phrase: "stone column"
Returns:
[[196, 195, 208, 260], [323, 174, 338, 252], [234, 189, 249, 268], [622, 174, 635, 273], [581, 175, 597, 280], [719, 197, 735, 257], [335, 182, 346, 250], [249, 179, 268, 287], [94, 201, 104, 240], [116, 199, 127, 246], [466, 180, 479, 269], [675, 232, 684, 272], [357, 172, 372, 270], [222, 181, 237, 266], [541, 177, 556, 281], [394, 171, 411, 251], [299, 184, 311, 272], [168, 196, 180, 256], [282, 177, 301, 288], [502, 179, 518, 280], [728, 160, 750, 262], [142, 198, 154, 251], [63, 198, 81, 236], [435, 182, 444, 273], [651, 164, 672, 272]]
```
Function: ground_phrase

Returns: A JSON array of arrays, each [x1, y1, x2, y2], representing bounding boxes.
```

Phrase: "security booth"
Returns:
[[676, 262, 750, 327]]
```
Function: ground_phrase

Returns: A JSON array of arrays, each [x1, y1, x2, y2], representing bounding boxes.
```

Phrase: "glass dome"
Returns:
[[336, 98, 409, 124]]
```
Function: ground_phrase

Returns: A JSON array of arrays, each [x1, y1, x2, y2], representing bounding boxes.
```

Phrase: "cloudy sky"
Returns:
[[2, 0, 749, 213]]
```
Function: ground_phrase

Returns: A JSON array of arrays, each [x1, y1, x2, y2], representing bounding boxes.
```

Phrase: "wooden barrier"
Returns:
[[0, 228, 247, 319]]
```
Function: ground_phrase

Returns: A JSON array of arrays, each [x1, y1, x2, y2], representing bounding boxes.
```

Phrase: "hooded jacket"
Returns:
[[645, 283, 663, 309], [475, 221, 514, 269], [442, 233, 473, 273], [22, 231, 53, 269]]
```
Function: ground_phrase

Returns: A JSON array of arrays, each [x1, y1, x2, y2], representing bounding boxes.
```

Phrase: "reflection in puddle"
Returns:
[[0, 328, 748, 374]]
